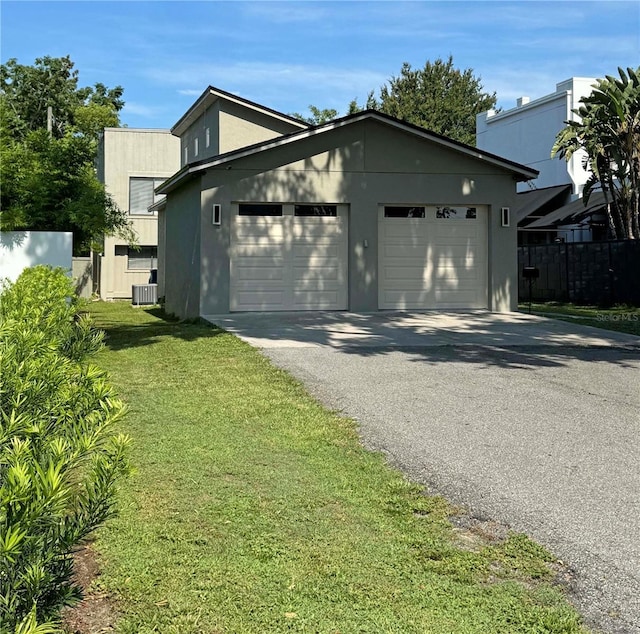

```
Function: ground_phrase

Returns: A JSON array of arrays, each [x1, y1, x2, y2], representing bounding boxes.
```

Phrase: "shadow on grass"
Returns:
[[95, 306, 226, 352]]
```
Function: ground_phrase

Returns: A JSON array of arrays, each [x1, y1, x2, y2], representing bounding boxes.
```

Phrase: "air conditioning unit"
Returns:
[[132, 284, 158, 306]]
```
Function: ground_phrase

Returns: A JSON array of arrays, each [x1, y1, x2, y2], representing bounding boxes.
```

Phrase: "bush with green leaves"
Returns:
[[0, 266, 130, 633]]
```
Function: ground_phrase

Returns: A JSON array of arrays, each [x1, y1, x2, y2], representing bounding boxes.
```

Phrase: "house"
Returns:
[[476, 78, 607, 243], [156, 87, 537, 319], [96, 128, 180, 299]]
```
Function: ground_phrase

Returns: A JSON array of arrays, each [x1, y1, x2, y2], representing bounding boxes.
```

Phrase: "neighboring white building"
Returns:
[[96, 128, 180, 299], [477, 77, 595, 195], [476, 77, 604, 242]]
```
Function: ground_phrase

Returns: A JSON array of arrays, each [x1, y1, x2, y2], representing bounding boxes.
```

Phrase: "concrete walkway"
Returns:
[[204, 311, 640, 634]]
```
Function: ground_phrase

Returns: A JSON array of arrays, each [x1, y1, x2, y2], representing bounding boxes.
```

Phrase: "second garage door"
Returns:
[[378, 204, 488, 310], [230, 203, 348, 312]]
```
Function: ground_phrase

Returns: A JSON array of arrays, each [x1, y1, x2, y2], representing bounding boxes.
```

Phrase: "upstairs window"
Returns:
[[129, 177, 166, 215]]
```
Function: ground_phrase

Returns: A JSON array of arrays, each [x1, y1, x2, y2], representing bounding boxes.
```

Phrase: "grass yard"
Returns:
[[88, 302, 588, 634], [520, 303, 640, 337]]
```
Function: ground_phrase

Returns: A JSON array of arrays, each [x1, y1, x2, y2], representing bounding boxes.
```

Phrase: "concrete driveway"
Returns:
[[204, 311, 640, 634]]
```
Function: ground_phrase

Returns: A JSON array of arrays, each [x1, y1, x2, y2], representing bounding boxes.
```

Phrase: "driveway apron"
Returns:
[[205, 311, 640, 634]]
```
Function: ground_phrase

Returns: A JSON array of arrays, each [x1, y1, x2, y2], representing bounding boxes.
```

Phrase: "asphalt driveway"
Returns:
[[205, 311, 640, 634]]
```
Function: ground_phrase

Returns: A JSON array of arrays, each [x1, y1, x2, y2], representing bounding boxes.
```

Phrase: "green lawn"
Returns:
[[89, 302, 588, 634], [520, 303, 640, 337]]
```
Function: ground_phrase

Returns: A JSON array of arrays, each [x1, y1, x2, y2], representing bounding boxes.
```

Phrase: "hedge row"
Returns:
[[0, 266, 130, 633]]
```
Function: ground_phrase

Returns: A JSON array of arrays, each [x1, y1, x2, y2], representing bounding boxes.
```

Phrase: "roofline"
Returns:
[[171, 85, 310, 137], [159, 110, 538, 195], [102, 127, 173, 133]]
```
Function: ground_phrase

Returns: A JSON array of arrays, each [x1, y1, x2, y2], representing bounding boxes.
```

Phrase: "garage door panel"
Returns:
[[293, 244, 339, 258], [380, 290, 432, 308], [379, 206, 488, 310], [231, 207, 347, 311], [382, 266, 434, 281], [293, 290, 340, 308], [383, 244, 430, 257], [234, 225, 286, 242], [234, 266, 284, 281], [234, 290, 286, 311]]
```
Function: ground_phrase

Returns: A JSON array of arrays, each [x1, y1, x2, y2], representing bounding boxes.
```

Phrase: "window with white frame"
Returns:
[[128, 177, 166, 215]]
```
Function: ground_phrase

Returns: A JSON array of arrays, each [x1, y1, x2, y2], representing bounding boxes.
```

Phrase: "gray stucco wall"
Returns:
[[163, 178, 203, 318], [169, 119, 523, 317]]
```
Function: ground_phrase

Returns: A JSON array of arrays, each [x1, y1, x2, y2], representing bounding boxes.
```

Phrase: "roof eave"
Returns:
[[163, 110, 539, 194], [171, 86, 310, 137]]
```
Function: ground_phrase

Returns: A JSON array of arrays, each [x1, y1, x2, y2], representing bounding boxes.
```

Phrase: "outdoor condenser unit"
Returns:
[[132, 284, 158, 306]]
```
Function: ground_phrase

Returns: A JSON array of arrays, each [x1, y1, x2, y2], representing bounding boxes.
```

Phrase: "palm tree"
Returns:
[[551, 67, 640, 240]]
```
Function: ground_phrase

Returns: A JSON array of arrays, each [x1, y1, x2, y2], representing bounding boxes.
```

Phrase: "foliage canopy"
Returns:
[[363, 56, 497, 145], [552, 67, 640, 240], [0, 56, 133, 253]]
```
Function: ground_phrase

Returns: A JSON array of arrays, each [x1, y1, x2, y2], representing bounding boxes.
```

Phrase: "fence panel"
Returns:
[[518, 240, 640, 306]]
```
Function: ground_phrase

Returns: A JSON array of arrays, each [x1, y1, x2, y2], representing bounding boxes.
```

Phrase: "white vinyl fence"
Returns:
[[0, 231, 73, 287]]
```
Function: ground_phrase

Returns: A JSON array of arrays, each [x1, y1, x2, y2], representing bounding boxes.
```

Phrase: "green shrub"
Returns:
[[0, 266, 130, 632]]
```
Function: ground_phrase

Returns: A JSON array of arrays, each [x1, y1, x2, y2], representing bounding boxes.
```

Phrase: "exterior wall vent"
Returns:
[[132, 284, 158, 306]]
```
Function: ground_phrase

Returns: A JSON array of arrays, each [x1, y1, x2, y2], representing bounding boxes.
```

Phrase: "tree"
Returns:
[[291, 105, 339, 125], [0, 56, 133, 254], [551, 67, 640, 240], [363, 56, 497, 145]]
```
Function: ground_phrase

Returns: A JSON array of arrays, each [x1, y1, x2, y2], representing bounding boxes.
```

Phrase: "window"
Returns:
[[238, 204, 283, 216], [384, 206, 425, 218], [129, 177, 166, 215], [194, 137, 199, 157], [436, 206, 477, 220], [294, 205, 337, 217], [183, 145, 188, 164], [205, 127, 210, 148], [115, 245, 157, 270]]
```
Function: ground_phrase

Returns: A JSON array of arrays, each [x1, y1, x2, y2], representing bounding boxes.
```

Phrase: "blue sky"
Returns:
[[2, 1, 639, 129]]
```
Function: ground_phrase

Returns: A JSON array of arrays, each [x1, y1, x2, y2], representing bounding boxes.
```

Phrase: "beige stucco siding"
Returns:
[[180, 99, 305, 167], [169, 119, 521, 318]]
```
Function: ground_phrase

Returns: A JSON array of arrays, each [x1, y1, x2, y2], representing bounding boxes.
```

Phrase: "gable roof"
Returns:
[[159, 110, 539, 195], [171, 85, 310, 137]]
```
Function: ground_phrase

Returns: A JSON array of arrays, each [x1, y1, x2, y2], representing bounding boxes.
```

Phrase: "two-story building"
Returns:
[[96, 128, 180, 299]]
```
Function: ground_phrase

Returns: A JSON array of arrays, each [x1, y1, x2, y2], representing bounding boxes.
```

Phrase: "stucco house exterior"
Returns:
[[476, 78, 607, 243], [96, 128, 180, 299], [156, 87, 537, 319]]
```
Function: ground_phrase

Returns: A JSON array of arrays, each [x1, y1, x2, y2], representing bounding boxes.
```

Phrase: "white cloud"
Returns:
[[121, 102, 161, 118], [146, 61, 388, 113]]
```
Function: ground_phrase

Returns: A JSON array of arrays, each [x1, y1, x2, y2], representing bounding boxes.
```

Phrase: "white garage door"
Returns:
[[231, 203, 348, 311], [378, 205, 488, 309]]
